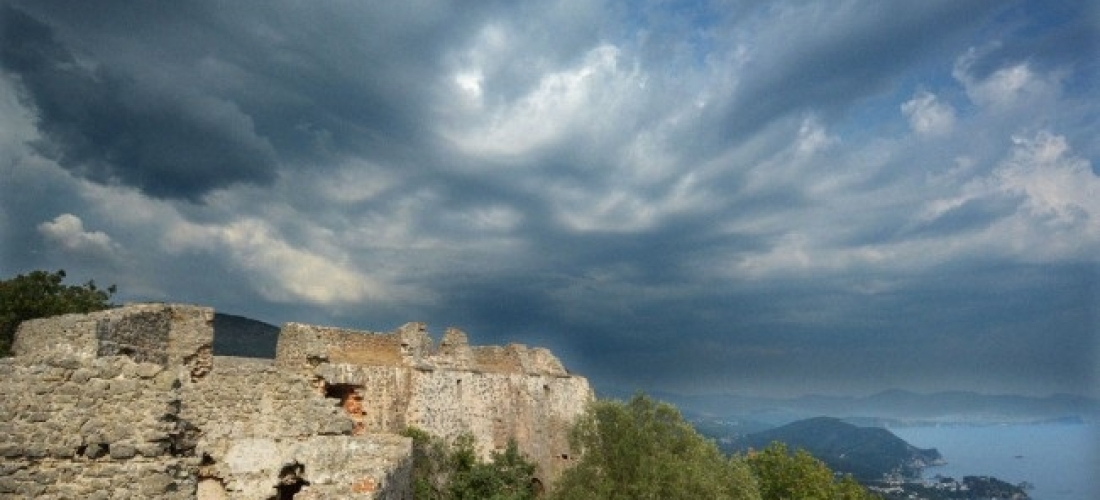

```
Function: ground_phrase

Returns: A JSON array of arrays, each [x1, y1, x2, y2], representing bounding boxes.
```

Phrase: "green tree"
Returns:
[[746, 442, 879, 500], [403, 428, 538, 500], [551, 394, 760, 500], [449, 436, 536, 500], [0, 269, 116, 356]]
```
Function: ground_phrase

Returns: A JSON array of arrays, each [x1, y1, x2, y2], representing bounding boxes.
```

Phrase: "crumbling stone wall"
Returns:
[[0, 304, 211, 499], [0, 355, 191, 498], [9, 304, 213, 380], [1, 303, 592, 499], [284, 325, 594, 482], [179, 357, 412, 499]]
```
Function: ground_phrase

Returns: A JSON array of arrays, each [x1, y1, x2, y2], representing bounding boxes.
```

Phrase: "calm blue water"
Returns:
[[891, 424, 1099, 500]]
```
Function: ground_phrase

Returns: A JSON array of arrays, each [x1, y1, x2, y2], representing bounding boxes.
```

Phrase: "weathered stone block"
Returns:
[[109, 443, 137, 460], [140, 472, 176, 495]]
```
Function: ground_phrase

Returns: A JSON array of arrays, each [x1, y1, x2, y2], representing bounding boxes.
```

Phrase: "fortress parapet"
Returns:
[[0, 303, 592, 499]]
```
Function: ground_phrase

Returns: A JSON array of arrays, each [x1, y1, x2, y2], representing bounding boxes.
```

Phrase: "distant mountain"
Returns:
[[729, 417, 943, 480], [212, 312, 280, 358], [631, 389, 1100, 425]]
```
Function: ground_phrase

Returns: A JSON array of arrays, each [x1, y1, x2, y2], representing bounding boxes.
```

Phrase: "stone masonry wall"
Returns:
[[1, 303, 592, 498], [0, 304, 213, 499], [179, 357, 412, 499], [0, 355, 190, 498], [286, 325, 594, 483]]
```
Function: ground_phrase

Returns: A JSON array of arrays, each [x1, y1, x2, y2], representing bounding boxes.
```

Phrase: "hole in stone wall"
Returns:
[[324, 383, 366, 435], [531, 478, 545, 497], [270, 462, 310, 500], [84, 443, 108, 459]]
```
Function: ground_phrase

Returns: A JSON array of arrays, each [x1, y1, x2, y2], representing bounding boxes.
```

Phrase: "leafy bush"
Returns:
[[549, 394, 880, 500], [746, 442, 879, 500], [551, 394, 760, 500], [403, 428, 538, 500]]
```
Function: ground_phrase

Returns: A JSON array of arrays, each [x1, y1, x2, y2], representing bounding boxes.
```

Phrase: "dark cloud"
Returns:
[[0, 5, 278, 200]]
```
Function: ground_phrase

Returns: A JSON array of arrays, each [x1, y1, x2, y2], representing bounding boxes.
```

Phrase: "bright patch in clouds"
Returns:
[[447, 45, 637, 157], [38, 214, 118, 256], [954, 47, 1064, 110], [901, 91, 956, 136]]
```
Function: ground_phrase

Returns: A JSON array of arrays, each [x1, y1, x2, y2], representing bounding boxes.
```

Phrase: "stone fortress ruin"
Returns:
[[0, 304, 594, 499]]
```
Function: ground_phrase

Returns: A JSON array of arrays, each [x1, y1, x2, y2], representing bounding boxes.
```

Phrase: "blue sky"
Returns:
[[1, 0, 1097, 398]]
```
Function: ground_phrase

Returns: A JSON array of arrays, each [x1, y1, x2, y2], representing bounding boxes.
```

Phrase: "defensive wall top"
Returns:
[[12, 303, 572, 378]]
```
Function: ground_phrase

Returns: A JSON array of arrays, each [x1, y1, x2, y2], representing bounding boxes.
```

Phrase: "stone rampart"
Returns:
[[285, 322, 592, 482], [1, 303, 593, 499], [11, 304, 214, 381], [0, 355, 189, 498]]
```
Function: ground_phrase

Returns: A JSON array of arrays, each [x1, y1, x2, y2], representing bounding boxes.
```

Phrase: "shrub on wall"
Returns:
[[403, 427, 538, 500]]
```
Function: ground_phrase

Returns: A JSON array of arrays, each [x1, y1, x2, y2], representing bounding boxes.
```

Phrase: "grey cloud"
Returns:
[[1, 0, 1095, 401], [0, 5, 278, 200], [957, 1, 1098, 81], [0, 1, 502, 200], [705, 1, 1005, 147]]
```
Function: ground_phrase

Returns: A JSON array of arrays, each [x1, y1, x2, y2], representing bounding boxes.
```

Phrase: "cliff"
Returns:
[[0, 304, 593, 499]]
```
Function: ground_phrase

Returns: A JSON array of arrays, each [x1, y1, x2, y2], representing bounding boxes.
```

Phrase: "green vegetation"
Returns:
[[550, 394, 879, 500], [551, 394, 760, 500], [403, 428, 538, 500], [747, 442, 879, 500], [0, 269, 115, 356]]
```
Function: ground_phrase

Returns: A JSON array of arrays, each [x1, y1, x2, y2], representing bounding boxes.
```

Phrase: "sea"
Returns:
[[890, 423, 1099, 500]]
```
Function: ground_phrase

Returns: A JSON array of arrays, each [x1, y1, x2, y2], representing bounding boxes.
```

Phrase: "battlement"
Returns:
[[1, 303, 593, 499], [12, 303, 214, 381], [275, 321, 569, 377]]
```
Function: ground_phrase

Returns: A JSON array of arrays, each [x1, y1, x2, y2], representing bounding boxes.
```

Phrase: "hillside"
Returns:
[[730, 417, 943, 480], [211, 312, 280, 358], [642, 389, 1100, 425]]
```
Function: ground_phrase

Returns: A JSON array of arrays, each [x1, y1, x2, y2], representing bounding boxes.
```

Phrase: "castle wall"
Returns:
[[181, 357, 352, 443], [1, 303, 592, 498], [0, 354, 192, 498], [304, 325, 594, 482], [10, 304, 215, 383], [180, 357, 412, 499], [403, 369, 589, 481]]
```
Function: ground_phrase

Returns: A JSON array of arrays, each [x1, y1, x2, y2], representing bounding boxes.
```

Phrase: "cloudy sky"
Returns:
[[1, 1, 1097, 398]]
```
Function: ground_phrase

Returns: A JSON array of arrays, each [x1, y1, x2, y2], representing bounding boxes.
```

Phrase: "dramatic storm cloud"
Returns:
[[1, 0, 1097, 398]]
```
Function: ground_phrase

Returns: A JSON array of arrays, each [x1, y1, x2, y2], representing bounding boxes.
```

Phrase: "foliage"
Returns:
[[746, 442, 880, 500], [550, 394, 760, 500], [0, 269, 115, 356], [403, 427, 538, 500]]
